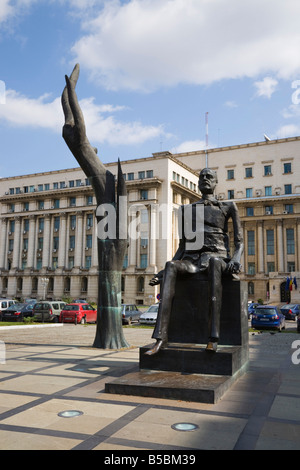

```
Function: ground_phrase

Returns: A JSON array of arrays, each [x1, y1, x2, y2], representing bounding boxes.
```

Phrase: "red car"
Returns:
[[59, 303, 97, 324]]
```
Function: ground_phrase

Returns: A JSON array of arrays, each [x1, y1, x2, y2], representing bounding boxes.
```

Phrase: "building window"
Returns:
[[140, 190, 148, 200], [76, 179, 82, 187], [266, 230, 274, 255], [53, 199, 60, 209], [44, 184, 50, 191], [245, 167, 253, 178], [246, 188, 252, 198], [38, 237, 43, 250], [265, 206, 273, 215], [69, 235, 75, 250], [127, 173, 134, 181], [53, 182, 58, 190], [138, 171, 145, 179], [287, 262, 295, 272], [87, 213, 93, 228], [85, 256, 92, 269], [54, 216, 60, 231], [283, 162, 292, 174], [265, 186, 272, 196], [123, 254, 128, 269], [137, 277, 144, 292], [284, 184, 292, 194], [38, 218, 44, 231], [228, 190, 234, 199], [23, 238, 28, 251], [246, 207, 254, 216], [23, 202, 29, 211], [284, 204, 293, 214], [248, 282, 254, 295], [16, 187, 21, 194], [227, 169, 234, 180], [264, 165, 272, 176], [69, 180, 74, 188], [70, 215, 76, 230], [9, 188, 14, 195], [68, 257, 74, 269], [69, 197, 76, 207], [9, 203, 15, 213], [60, 181, 66, 189], [36, 259, 42, 270], [286, 228, 295, 254], [85, 178, 91, 186], [140, 254, 148, 269], [248, 263, 255, 275], [87, 195, 93, 205], [24, 219, 29, 232], [38, 200, 44, 210], [8, 239, 14, 251], [38, 184, 43, 192], [9, 220, 15, 233], [247, 231, 255, 255], [146, 170, 153, 178], [267, 262, 275, 273], [52, 257, 58, 270], [53, 236, 59, 250], [86, 234, 92, 249]]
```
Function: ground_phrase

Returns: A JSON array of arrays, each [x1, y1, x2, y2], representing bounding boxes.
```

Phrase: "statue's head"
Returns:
[[198, 168, 218, 195]]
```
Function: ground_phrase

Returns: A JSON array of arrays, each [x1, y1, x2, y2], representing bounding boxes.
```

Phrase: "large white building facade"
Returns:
[[0, 136, 299, 305]]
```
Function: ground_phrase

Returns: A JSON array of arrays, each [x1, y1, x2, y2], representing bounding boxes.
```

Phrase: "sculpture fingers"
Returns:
[[61, 64, 80, 126], [65, 74, 86, 137]]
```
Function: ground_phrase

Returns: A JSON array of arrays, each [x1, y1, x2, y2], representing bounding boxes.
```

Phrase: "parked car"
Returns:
[[0, 299, 16, 320], [121, 304, 142, 325], [59, 303, 97, 324], [280, 304, 299, 321], [139, 303, 159, 325], [2, 302, 35, 322], [247, 302, 260, 319], [251, 305, 286, 331], [33, 301, 66, 323]]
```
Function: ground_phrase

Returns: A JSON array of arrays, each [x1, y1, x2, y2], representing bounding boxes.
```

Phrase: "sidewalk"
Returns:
[[0, 324, 300, 450]]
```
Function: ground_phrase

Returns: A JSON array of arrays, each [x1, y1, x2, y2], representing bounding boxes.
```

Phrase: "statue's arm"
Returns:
[[61, 64, 115, 203], [227, 202, 244, 272]]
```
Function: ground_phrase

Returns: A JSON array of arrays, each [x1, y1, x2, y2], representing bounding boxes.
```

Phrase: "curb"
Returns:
[[0, 323, 64, 331]]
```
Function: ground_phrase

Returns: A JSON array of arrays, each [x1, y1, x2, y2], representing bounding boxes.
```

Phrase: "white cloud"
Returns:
[[275, 124, 300, 139], [0, 88, 165, 146], [171, 140, 209, 154], [70, 0, 300, 92], [0, 0, 38, 23], [253, 77, 278, 99], [224, 101, 238, 108]]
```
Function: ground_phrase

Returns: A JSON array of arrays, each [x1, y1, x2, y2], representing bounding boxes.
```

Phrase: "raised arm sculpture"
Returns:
[[62, 64, 129, 349]]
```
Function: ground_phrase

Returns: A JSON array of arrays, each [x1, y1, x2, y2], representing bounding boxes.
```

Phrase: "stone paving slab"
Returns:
[[0, 324, 299, 451]]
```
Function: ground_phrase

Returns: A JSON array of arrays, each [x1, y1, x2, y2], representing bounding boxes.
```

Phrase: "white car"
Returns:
[[139, 303, 159, 325]]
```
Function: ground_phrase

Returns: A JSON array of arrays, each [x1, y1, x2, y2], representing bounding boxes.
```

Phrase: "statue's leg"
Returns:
[[206, 257, 227, 352], [145, 260, 195, 355]]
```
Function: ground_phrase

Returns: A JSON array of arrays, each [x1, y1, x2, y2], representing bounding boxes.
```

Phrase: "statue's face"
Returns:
[[198, 169, 217, 194]]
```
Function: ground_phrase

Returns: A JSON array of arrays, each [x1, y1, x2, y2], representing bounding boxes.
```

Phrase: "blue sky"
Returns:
[[1, 0, 300, 178]]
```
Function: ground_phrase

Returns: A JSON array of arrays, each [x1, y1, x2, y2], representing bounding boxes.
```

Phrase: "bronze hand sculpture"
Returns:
[[62, 64, 129, 349]]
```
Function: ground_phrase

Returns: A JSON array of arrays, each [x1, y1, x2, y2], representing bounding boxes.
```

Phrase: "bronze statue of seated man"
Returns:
[[145, 168, 244, 355]]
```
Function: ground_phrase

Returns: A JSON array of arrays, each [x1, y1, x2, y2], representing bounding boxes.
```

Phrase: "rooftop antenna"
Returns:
[[205, 112, 209, 167]]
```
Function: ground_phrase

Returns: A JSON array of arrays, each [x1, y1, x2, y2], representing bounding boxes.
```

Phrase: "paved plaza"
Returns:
[[0, 323, 300, 450]]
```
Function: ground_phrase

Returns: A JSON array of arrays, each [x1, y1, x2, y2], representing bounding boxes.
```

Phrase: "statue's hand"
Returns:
[[226, 259, 241, 274], [149, 271, 163, 286], [61, 64, 88, 152]]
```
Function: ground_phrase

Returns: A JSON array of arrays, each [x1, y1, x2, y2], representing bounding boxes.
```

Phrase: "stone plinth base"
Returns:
[[105, 365, 248, 404]]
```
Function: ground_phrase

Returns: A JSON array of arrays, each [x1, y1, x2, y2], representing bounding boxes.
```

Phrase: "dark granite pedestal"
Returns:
[[105, 277, 249, 404]]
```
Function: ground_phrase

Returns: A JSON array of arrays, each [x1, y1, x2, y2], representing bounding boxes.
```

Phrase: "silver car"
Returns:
[[121, 304, 142, 325], [139, 303, 159, 325]]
